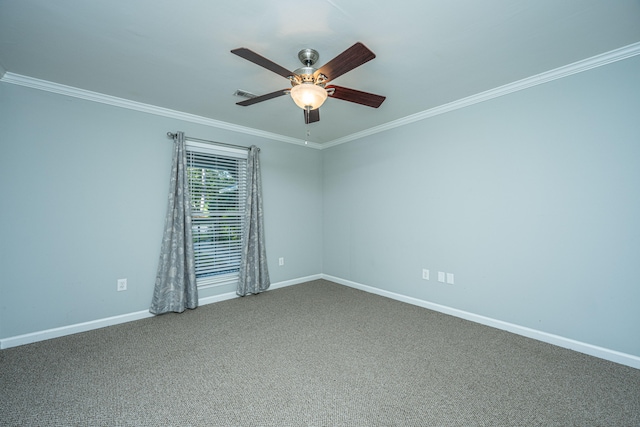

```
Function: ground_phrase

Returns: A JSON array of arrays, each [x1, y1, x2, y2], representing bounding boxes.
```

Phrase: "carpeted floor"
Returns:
[[1, 279, 639, 426]]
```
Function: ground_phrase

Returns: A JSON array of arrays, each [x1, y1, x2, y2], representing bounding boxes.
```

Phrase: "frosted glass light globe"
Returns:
[[290, 83, 328, 110]]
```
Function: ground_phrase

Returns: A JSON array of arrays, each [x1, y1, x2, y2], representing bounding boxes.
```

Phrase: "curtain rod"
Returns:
[[166, 132, 258, 152]]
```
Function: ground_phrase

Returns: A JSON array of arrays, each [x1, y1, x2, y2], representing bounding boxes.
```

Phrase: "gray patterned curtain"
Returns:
[[150, 131, 198, 314], [237, 146, 270, 296]]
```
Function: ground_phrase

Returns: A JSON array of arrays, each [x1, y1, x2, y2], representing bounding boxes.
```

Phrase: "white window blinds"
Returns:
[[186, 141, 247, 288]]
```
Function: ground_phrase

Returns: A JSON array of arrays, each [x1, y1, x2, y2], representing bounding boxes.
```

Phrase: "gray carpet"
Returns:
[[1, 280, 639, 426]]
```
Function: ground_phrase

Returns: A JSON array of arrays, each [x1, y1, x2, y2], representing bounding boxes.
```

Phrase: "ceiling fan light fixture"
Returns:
[[290, 83, 327, 110], [231, 43, 384, 123]]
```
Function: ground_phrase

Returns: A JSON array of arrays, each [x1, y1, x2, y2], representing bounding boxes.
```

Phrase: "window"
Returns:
[[186, 141, 247, 288]]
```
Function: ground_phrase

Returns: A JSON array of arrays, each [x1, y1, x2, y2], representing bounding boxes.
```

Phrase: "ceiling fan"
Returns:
[[231, 42, 386, 124]]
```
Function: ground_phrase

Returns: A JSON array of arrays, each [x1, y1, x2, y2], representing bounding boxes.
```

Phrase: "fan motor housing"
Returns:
[[293, 66, 317, 82], [292, 48, 326, 87]]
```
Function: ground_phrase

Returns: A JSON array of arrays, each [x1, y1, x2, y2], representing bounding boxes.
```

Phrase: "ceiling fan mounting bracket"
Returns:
[[298, 48, 320, 66]]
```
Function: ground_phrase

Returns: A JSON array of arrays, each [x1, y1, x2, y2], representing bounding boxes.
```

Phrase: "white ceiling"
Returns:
[[1, 0, 640, 145]]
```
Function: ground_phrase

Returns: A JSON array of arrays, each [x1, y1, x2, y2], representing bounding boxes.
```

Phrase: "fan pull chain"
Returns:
[[305, 129, 310, 145]]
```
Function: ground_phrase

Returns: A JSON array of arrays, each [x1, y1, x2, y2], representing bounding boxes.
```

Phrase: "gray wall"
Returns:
[[323, 55, 640, 357], [0, 83, 323, 339], [2, 54, 639, 359]]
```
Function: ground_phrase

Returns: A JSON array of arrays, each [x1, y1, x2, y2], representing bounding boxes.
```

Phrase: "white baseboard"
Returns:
[[322, 274, 640, 370], [3, 273, 638, 370], [0, 275, 318, 350], [0, 310, 155, 350], [268, 274, 323, 290], [197, 274, 322, 306]]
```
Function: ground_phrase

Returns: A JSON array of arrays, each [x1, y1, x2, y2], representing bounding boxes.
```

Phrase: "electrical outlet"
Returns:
[[278, 257, 284, 266], [117, 278, 127, 291], [446, 273, 455, 285], [422, 269, 430, 280]]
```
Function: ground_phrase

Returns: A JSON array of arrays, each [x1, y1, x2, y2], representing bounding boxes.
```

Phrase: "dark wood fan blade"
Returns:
[[231, 48, 294, 79], [236, 89, 289, 106], [304, 108, 320, 124], [326, 85, 386, 108], [314, 42, 376, 82]]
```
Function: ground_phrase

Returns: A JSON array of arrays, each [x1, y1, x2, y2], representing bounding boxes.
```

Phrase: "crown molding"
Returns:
[[2, 41, 638, 150], [322, 41, 640, 148], [0, 72, 323, 149]]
